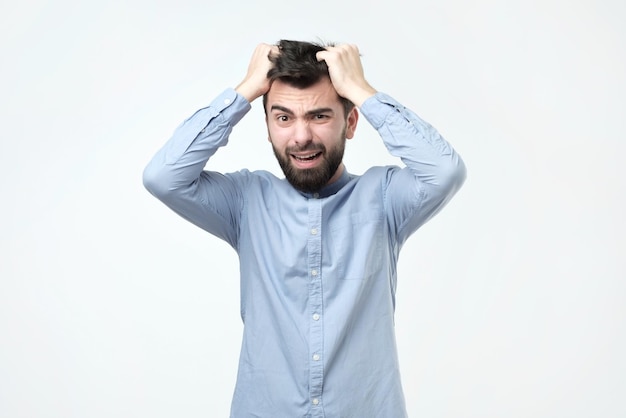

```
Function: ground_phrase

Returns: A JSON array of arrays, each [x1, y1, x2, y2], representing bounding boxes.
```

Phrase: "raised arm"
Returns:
[[142, 44, 277, 247], [318, 44, 466, 244], [363, 93, 466, 244]]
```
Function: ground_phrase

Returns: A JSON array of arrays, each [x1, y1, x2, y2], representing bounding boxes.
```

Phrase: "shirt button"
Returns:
[[311, 270, 318, 276], [313, 192, 320, 198], [224, 98, 231, 105], [312, 398, 319, 405], [312, 354, 320, 361], [310, 228, 318, 235], [312, 314, 320, 321]]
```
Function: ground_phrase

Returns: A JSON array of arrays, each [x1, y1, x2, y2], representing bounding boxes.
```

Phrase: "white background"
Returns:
[[1, 0, 624, 417]]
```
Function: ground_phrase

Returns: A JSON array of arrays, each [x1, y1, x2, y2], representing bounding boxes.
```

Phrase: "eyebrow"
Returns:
[[270, 105, 335, 117]]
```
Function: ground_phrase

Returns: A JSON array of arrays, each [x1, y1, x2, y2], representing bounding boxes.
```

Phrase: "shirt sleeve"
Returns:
[[143, 88, 251, 249], [359, 92, 467, 245]]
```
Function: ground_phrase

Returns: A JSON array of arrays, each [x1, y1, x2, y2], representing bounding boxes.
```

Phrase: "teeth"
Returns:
[[294, 152, 320, 161]]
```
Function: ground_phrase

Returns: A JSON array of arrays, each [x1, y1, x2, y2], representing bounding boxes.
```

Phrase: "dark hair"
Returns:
[[262, 39, 355, 117]]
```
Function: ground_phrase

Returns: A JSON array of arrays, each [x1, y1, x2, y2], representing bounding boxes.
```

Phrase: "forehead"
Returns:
[[266, 78, 342, 113]]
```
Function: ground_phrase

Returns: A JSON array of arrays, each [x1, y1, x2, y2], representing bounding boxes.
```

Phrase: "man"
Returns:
[[144, 40, 466, 418]]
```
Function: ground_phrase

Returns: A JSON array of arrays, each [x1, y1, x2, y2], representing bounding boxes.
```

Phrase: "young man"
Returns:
[[144, 40, 466, 418]]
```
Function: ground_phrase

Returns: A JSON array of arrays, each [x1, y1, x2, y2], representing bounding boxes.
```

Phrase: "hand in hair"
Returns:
[[315, 44, 377, 108], [236, 43, 280, 103]]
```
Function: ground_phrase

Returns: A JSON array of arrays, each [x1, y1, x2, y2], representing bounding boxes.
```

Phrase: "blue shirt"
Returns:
[[143, 88, 466, 418]]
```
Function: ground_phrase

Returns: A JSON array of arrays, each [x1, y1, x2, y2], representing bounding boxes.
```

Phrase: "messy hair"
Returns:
[[262, 39, 355, 117]]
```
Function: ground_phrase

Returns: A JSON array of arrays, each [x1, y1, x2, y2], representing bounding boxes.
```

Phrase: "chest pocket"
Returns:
[[327, 213, 385, 281]]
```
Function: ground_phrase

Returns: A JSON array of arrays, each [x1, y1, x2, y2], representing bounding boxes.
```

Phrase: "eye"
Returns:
[[276, 115, 289, 122], [313, 114, 329, 120]]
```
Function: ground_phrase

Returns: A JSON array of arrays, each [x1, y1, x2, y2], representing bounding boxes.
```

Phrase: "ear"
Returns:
[[345, 107, 359, 140]]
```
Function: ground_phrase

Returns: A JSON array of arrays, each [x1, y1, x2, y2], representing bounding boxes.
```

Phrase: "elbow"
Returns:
[[454, 155, 468, 190], [440, 154, 467, 195], [142, 159, 173, 200]]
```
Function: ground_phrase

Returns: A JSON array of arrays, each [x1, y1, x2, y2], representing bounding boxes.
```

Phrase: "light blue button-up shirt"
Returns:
[[144, 88, 466, 418]]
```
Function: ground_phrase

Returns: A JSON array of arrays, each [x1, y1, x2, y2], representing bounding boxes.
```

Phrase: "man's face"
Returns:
[[265, 78, 358, 193]]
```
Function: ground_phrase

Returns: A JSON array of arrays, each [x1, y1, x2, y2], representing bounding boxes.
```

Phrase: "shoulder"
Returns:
[[336, 166, 402, 202], [355, 165, 403, 185], [224, 169, 287, 191], [347, 165, 421, 201]]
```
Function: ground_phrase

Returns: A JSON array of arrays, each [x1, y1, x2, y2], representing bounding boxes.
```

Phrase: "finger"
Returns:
[[268, 44, 280, 58]]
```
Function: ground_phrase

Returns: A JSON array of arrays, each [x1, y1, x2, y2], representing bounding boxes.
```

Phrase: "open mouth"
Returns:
[[291, 151, 322, 162]]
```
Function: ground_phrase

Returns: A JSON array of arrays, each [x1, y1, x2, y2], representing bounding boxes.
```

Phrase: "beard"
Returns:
[[271, 129, 347, 193]]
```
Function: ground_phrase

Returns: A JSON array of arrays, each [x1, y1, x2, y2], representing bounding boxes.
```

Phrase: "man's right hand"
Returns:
[[235, 43, 278, 103]]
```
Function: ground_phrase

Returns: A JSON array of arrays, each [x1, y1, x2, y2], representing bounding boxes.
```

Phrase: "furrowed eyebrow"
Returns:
[[270, 105, 294, 114], [305, 108, 334, 117], [269, 105, 335, 117]]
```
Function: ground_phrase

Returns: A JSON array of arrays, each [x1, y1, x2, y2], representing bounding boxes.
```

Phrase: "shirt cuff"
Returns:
[[360, 92, 405, 129], [206, 88, 251, 126]]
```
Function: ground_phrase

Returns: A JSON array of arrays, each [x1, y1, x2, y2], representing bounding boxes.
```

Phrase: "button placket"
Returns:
[[307, 197, 324, 414]]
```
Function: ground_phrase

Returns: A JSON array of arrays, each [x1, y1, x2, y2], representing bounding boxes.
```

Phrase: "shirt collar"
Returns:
[[298, 167, 352, 199]]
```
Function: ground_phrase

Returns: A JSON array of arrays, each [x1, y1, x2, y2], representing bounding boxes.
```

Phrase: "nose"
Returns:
[[292, 120, 312, 147]]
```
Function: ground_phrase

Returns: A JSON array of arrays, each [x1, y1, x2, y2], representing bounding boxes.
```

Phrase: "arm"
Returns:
[[142, 90, 250, 247], [361, 93, 466, 244], [143, 44, 277, 247], [317, 45, 466, 244]]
